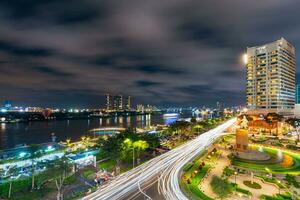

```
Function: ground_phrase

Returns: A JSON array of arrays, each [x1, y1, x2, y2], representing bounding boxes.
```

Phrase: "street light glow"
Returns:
[[243, 53, 248, 65]]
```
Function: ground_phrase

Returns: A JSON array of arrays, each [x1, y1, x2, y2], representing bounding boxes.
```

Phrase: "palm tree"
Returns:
[[28, 144, 42, 190], [66, 139, 71, 147], [133, 140, 149, 165], [7, 166, 18, 198]]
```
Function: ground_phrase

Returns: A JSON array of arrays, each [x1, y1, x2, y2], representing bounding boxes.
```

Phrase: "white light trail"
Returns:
[[83, 118, 236, 200]]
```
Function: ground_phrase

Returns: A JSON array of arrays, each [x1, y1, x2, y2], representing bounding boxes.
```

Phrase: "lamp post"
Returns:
[[234, 171, 238, 185], [265, 167, 272, 179], [132, 147, 135, 168], [277, 180, 281, 194]]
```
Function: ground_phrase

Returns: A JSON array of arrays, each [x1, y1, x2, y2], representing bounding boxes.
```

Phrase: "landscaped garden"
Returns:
[[231, 146, 300, 175], [180, 150, 218, 200]]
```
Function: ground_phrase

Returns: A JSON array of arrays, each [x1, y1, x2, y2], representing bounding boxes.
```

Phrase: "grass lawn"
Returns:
[[180, 150, 222, 200], [232, 146, 300, 175], [98, 159, 116, 171], [256, 176, 285, 189], [82, 168, 96, 179], [10, 184, 56, 200], [235, 186, 252, 196], [260, 192, 293, 200], [180, 164, 213, 200]]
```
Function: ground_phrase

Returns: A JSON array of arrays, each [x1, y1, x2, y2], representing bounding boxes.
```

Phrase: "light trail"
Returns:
[[82, 118, 236, 200]]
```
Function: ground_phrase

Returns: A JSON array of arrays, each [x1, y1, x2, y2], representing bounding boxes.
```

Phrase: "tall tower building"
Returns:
[[105, 94, 112, 110], [126, 96, 132, 110], [113, 95, 123, 110], [246, 38, 296, 116]]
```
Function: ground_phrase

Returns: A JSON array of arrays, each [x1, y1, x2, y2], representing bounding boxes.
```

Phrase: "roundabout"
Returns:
[[231, 146, 300, 175]]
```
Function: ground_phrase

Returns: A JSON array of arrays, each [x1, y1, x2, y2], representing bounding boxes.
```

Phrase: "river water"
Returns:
[[0, 113, 190, 149]]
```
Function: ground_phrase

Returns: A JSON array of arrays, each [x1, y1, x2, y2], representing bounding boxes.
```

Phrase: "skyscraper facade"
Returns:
[[246, 38, 296, 116], [113, 95, 123, 110], [296, 84, 300, 104], [126, 96, 132, 110], [105, 94, 112, 110]]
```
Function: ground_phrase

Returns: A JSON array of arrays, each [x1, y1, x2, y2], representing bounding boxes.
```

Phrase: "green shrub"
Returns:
[[183, 163, 194, 172], [284, 174, 300, 188], [210, 176, 233, 199], [235, 186, 252, 195], [260, 193, 292, 200], [223, 166, 234, 177], [243, 181, 262, 189]]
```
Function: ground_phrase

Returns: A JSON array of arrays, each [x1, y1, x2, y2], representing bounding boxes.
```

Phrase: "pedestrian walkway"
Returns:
[[198, 145, 230, 199], [228, 174, 278, 200]]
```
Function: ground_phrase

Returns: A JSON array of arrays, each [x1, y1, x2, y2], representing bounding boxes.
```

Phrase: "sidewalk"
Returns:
[[228, 174, 278, 200], [198, 146, 230, 199]]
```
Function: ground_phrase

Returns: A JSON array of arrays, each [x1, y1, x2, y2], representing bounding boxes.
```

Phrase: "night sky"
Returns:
[[0, 0, 299, 108]]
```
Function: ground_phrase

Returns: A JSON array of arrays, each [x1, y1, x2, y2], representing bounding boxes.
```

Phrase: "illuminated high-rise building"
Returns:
[[113, 95, 123, 110], [4, 100, 12, 109], [105, 94, 112, 110], [296, 84, 300, 104], [246, 38, 296, 116], [126, 96, 132, 110]]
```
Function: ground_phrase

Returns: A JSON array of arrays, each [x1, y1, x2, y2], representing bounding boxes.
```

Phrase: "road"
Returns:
[[82, 118, 236, 200]]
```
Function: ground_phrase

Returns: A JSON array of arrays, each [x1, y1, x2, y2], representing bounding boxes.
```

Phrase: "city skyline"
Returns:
[[1, 1, 300, 107]]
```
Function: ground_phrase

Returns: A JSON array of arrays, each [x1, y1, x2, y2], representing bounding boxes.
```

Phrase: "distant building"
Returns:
[[126, 96, 132, 110], [246, 38, 296, 116], [113, 95, 123, 110], [136, 104, 144, 113], [105, 94, 112, 110], [216, 101, 224, 117], [4, 100, 12, 109]]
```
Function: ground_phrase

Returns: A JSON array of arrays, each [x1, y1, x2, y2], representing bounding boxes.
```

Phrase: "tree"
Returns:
[[190, 117, 197, 124], [7, 166, 18, 198], [210, 176, 233, 199], [193, 125, 203, 134], [28, 144, 42, 190], [140, 133, 160, 148], [133, 140, 149, 161], [169, 121, 191, 135], [97, 134, 123, 170], [53, 156, 72, 200]]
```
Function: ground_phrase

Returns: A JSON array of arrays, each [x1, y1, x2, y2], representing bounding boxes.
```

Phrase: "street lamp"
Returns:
[[265, 167, 272, 178], [132, 147, 135, 168], [234, 171, 238, 185], [277, 180, 281, 194]]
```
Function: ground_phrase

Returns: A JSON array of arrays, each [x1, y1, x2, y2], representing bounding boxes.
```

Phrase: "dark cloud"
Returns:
[[0, 41, 53, 57], [32, 66, 75, 77], [0, 0, 298, 107], [121, 65, 184, 74], [135, 80, 163, 87]]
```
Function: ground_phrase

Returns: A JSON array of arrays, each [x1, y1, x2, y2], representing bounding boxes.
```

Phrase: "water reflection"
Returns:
[[127, 116, 131, 126], [118, 116, 123, 124], [0, 112, 193, 149], [145, 114, 151, 127], [1, 123, 6, 130], [106, 118, 110, 125]]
